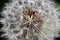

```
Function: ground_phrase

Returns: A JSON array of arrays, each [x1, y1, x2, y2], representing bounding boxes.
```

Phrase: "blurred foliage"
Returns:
[[54, 0, 60, 3], [54, 0, 60, 12], [56, 3, 60, 12]]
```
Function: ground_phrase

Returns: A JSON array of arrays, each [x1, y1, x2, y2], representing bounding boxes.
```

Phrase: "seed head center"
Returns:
[[23, 8, 37, 22]]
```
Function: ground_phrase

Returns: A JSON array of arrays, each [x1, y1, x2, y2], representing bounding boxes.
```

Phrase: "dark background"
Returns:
[[0, 0, 60, 40]]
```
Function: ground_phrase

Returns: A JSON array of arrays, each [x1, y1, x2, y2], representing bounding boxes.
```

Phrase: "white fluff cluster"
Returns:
[[0, 0, 60, 40]]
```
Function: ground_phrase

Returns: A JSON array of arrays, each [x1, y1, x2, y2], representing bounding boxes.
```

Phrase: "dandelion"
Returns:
[[0, 0, 60, 40]]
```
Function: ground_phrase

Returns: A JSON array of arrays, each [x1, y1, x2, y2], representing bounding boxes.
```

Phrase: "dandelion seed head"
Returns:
[[0, 0, 60, 40]]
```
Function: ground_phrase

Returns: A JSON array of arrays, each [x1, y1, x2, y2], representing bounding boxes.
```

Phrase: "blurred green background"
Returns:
[[56, 3, 60, 12], [54, 0, 60, 12]]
